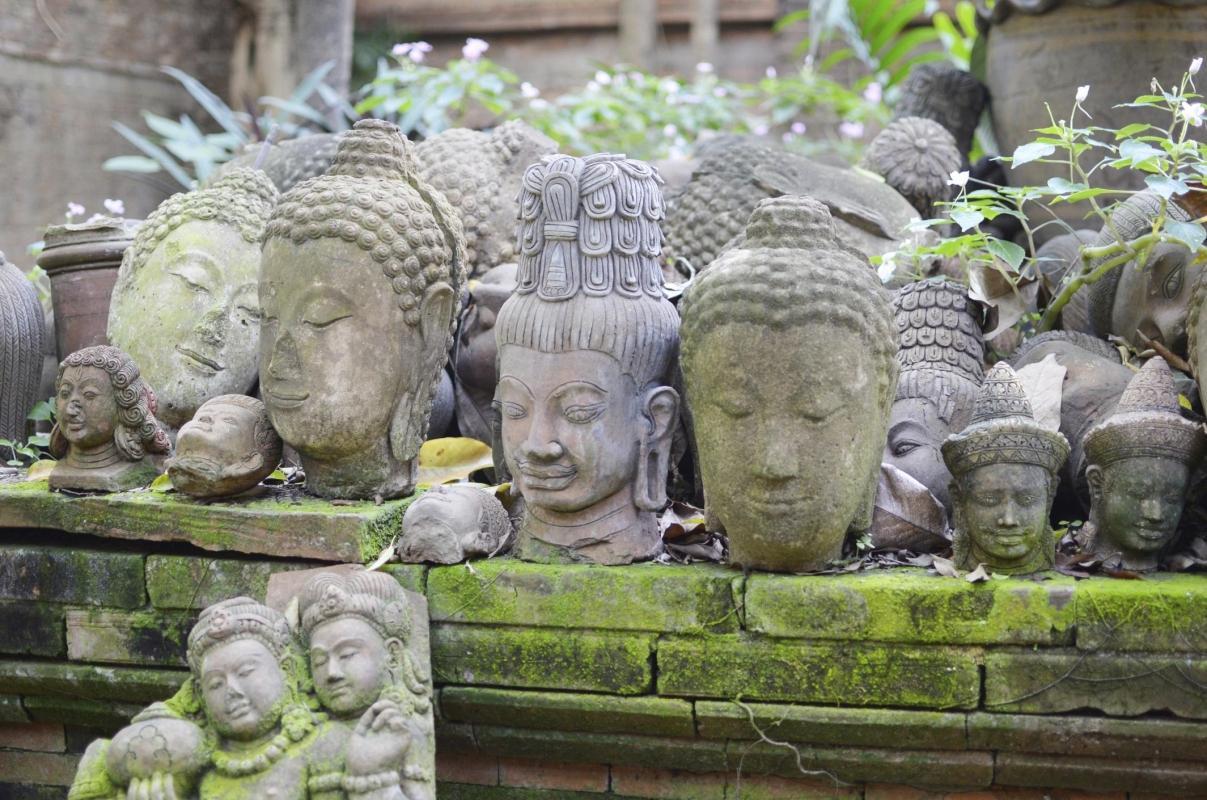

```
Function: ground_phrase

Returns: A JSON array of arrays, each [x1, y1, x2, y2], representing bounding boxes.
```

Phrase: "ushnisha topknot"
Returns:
[[679, 195, 898, 405], [942, 361, 1070, 477], [186, 596, 294, 677], [298, 570, 412, 644], [1083, 356, 1206, 467]]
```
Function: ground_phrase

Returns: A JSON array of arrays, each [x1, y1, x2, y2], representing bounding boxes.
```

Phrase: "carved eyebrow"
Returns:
[[299, 285, 354, 309], [551, 380, 608, 399], [888, 420, 929, 437], [496, 375, 534, 397], [174, 249, 223, 285]]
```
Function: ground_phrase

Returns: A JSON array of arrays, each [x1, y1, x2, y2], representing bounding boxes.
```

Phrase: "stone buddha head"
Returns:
[[1082, 357, 1205, 571], [495, 153, 681, 565], [167, 394, 283, 498], [885, 278, 984, 510], [680, 195, 898, 572], [863, 117, 962, 219], [259, 119, 467, 499], [49, 345, 171, 492], [107, 169, 279, 430], [399, 484, 513, 563], [943, 362, 1070, 574]]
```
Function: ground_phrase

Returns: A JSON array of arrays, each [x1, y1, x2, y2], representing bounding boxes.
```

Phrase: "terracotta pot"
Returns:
[[37, 217, 140, 359]]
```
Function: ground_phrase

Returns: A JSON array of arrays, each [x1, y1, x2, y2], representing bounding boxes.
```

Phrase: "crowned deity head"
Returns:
[[885, 278, 984, 511], [259, 120, 467, 499], [167, 394, 283, 498], [494, 153, 680, 566], [680, 195, 898, 572], [49, 345, 171, 492], [107, 169, 279, 430], [943, 362, 1070, 574], [1082, 357, 1205, 571]]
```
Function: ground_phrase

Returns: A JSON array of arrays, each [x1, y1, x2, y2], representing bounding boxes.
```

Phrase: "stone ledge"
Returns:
[[966, 711, 1207, 761], [464, 726, 730, 774], [440, 687, 695, 737], [0, 478, 409, 562], [145, 555, 314, 610], [0, 603, 65, 658], [0, 695, 27, 723], [994, 752, 1207, 795], [21, 696, 142, 730], [0, 545, 145, 609], [65, 608, 194, 667], [0, 661, 186, 704], [1075, 574, 1207, 653], [694, 701, 967, 750]]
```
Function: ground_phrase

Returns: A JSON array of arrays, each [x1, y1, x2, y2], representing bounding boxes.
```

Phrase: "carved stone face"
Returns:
[[400, 485, 509, 563], [884, 397, 953, 509], [953, 463, 1051, 571], [169, 399, 274, 497], [1089, 456, 1189, 559], [496, 347, 641, 514], [199, 638, 286, 741], [109, 220, 261, 429], [56, 365, 117, 449], [1111, 242, 1199, 354], [308, 617, 392, 718], [686, 321, 884, 568], [259, 236, 412, 462]]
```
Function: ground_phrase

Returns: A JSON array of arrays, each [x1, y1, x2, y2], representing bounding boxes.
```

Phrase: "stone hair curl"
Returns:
[[50, 345, 171, 461]]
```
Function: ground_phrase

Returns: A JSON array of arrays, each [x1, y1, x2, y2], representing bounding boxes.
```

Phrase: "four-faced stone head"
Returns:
[[259, 119, 467, 499], [1082, 356, 1205, 570], [400, 484, 513, 563], [680, 195, 898, 572], [943, 362, 1070, 574], [167, 394, 283, 498], [108, 169, 279, 430]]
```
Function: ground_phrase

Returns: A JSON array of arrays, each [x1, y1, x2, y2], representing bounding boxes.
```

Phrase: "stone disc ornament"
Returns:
[[680, 195, 898, 572], [0, 251, 44, 442], [863, 117, 963, 219]]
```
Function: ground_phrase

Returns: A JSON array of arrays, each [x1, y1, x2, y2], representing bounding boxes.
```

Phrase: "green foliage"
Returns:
[[0, 400, 55, 467], [931, 1, 979, 71]]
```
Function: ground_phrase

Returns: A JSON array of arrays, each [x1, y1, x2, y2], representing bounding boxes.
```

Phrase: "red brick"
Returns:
[[730, 773, 859, 799], [609, 766, 726, 799], [437, 750, 499, 786], [865, 786, 1125, 800], [0, 722, 66, 752], [498, 757, 608, 793], [0, 750, 79, 785]]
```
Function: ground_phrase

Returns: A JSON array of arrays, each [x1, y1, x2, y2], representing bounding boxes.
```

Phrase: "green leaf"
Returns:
[[149, 472, 174, 492], [1061, 187, 1119, 204], [1165, 219, 1206, 250], [258, 97, 329, 127], [951, 207, 985, 231], [289, 61, 336, 104], [1010, 142, 1056, 168], [141, 112, 189, 141], [26, 401, 53, 422], [1114, 122, 1155, 140], [161, 66, 248, 143], [110, 121, 194, 189], [1120, 138, 1163, 166], [102, 155, 163, 174], [1046, 177, 1087, 194], [1145, 174, 1190, 199], [986, 238, 1026, 271]]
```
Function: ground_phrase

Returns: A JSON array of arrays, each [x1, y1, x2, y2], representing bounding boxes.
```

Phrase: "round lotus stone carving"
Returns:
[[167, 394, 283, 498], [106, 714, 207, 794], [864, 117, 963, 218]]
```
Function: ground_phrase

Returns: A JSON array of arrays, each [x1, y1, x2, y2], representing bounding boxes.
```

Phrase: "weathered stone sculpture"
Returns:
[[299, 569, 435, 800], [415, 121, 558, 277], [166, 394, 283, 498], [259, 119, 467, 499], [107, 169, 279, 429], [680, 195, 898, 572], [1080, 357, 1205, 571], [453, 262, 517, 445], [495, 153, 680, 565], [1033, 229, 1096, 333], [943, 362, 1070, 574], [886, 279, 984, 511], [210, 133, 341, 193], [399, 484, 512, 563], [863, 117, 962, 218], [48, 345, 171, 492], [0, 251, 44, 442], [894, 62, 989, 161], [1087, 192, 1198, 357]]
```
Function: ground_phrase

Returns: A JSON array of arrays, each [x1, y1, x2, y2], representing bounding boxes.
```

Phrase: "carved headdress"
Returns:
[[298, 570, 412, 644], [1083, 356, 1206, 467], [942, 361, 1070, 476], [186, 597, 295, 677]]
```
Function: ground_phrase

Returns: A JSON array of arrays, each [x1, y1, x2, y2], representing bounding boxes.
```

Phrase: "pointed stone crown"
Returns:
[[942, 361, 1070, 476], [1083, 356, 1206, 467]]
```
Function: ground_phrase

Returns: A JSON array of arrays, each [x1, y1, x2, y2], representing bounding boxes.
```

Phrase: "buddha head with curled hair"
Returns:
[[679, 195, 898, 572], [494, 153, 681, 566], [259, 119, 467, 500], [108, 168, 279, 430]]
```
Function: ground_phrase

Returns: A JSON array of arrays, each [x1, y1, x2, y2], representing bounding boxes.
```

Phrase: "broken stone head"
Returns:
[[495, 153, 680, 565], [399, 484, 513, 563], [886, 278, 984, 511], [259, 119, 466, 499], [680, 195, 898, 572], [943, 362, 1070, 574], [49, 345, 171, 492], [107, 169, 279, 430], [1082, 357, 1205, 571], [167, 394, 283, 498]]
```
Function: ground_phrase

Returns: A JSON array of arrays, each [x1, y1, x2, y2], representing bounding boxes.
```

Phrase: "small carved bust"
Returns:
[[495, 153, 680, 565], [107, 169, 279, 430], [894, 62, 989, 159], [0, 250, 45, 442], [680, 195, 898, 572], [49, 345, 171, 492], [886, 278, 984, 511], [943, 362, 1070, 574], [863, 117, 962, 218], [259, 119, 467, 499], [399, 484, 513, 563], [1081, 357, 1205, 571], [167, 394, 283, 498]]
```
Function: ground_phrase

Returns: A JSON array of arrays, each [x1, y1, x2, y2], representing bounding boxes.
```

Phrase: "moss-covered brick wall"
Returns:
[[0, 485, 1205, 798]]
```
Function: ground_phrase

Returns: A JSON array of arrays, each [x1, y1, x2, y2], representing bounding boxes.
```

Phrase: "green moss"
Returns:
[[0, 660, 185, 703], [1075, 573, 1207, 652], [694, 700, 967, 749], [440, 687, 695, 736]]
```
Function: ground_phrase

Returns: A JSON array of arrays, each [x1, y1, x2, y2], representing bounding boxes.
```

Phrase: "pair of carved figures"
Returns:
[[69, 571, 433, 800]]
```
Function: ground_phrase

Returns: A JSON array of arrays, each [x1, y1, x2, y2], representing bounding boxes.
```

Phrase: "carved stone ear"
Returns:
[[635, 386, 680, 511], [390, 281, 456, 462], [384, 637, 405, 671], [1085, 464, 1104, 502]]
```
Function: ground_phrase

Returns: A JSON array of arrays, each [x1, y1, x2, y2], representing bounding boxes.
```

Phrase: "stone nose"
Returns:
[[751, 432, 799, 481], [193, 304, 228, 348], [267, 330, 301, 380]]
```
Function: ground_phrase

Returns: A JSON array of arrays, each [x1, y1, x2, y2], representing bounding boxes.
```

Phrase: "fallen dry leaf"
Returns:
[[870, 464, 950, 553], [1015, 354, 1066, 432], [931, 555, 960, 578], [965, 564, 990, 583]]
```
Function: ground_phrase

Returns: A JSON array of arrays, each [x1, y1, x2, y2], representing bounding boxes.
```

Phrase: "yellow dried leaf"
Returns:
[[417, 437, 493, 486]]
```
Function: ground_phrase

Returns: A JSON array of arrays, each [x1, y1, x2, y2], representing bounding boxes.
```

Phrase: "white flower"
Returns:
[[461, 38, 489, 62], [1182, 101, 1205, 127], [1075, 84, 1090, 103], [696, 61, 714, 74], [529, 98, 550, 111], [948, 170, 970, 189], [862, 82, 883, 103], [660, 78, 680, 95], [66, 202, 85, 219], [790, 121, 806, 135], [713, 87, 727, 98], [765, 66, 778, 79], [838, 120, 865, 139], [520, 82, 540, 99], [752, 123, 769, 136], [663, 124, 678, 137], [594, 70, 612, 85], [1191, 57, 1203, 76], [877, 253, 898, 283], [586, 80, 601, 93], [103, 198, 124, 216], [392, 41, 432, 63]]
